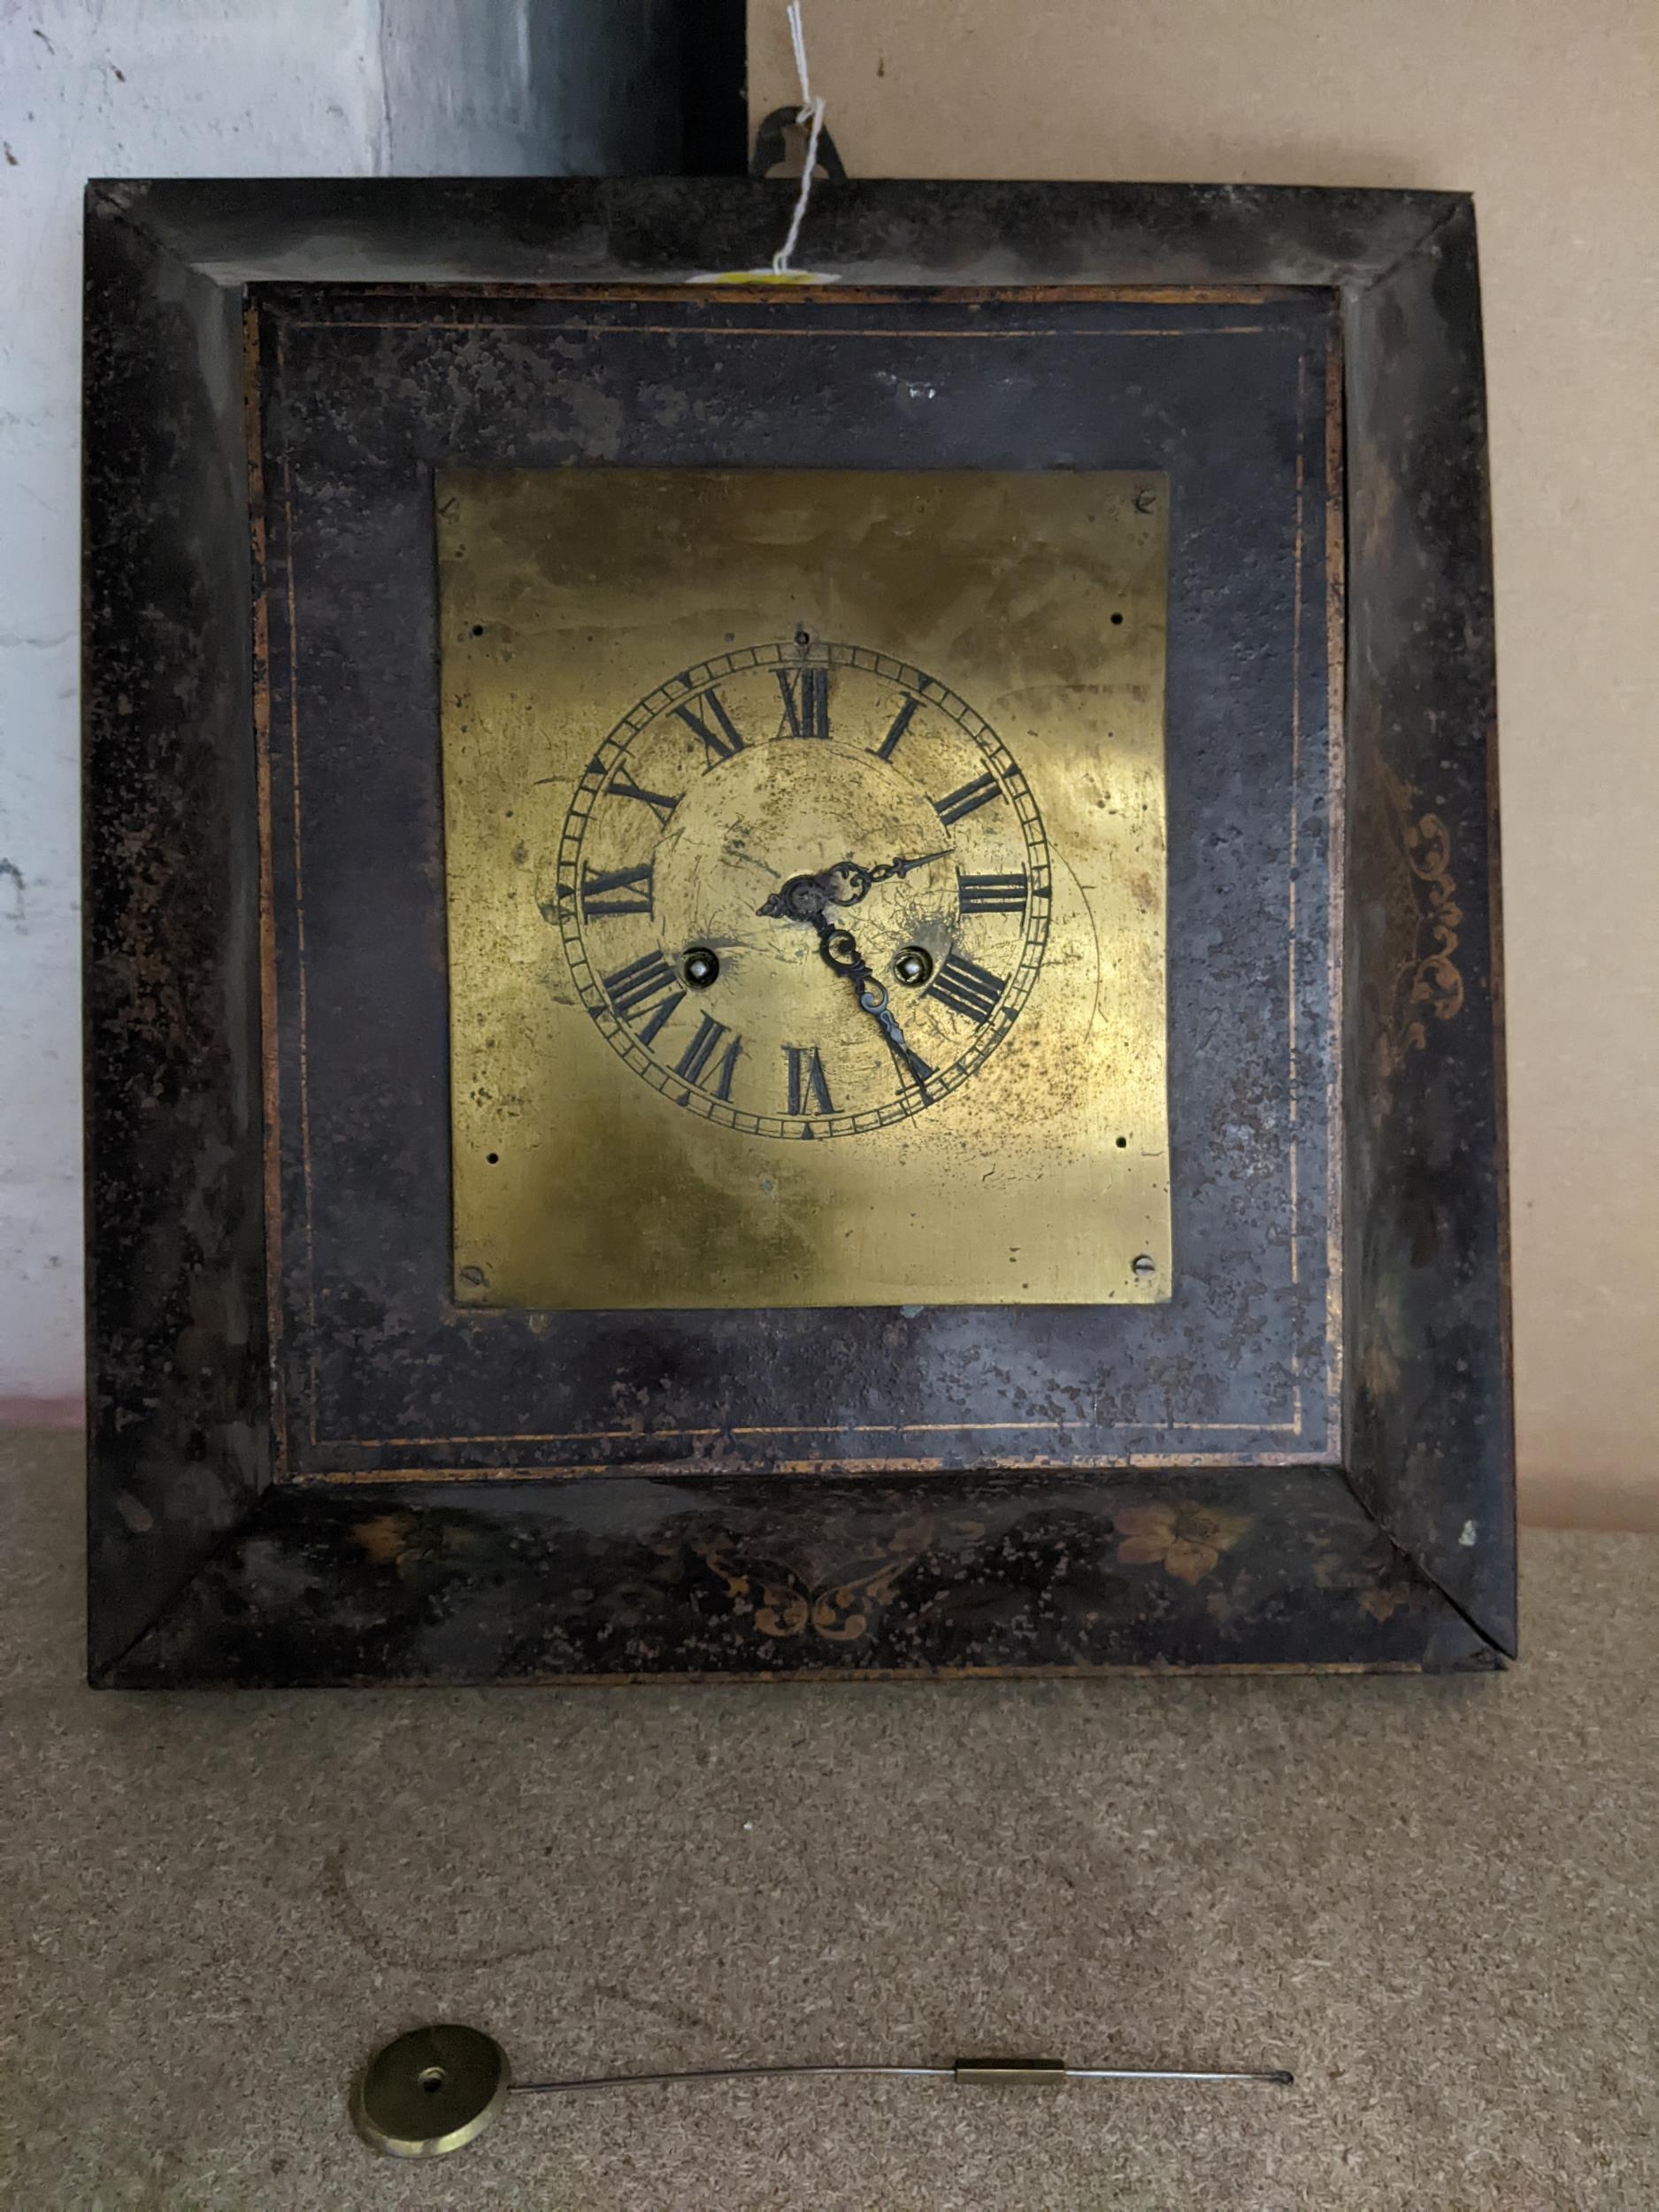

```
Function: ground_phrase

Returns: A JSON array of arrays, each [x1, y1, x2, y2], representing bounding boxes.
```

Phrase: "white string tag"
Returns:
[[692, 0, 838, 287]]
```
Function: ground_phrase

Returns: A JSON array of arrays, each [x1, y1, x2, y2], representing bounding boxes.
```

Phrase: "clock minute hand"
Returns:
[[812, 915, 935, 1087]]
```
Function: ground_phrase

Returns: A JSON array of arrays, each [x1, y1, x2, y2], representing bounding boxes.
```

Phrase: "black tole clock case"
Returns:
[[82, 180, 1511, 1686]]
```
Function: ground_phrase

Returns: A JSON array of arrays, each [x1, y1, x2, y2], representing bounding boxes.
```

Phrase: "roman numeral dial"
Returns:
[[776, 666, 830, 739], [873, 695, 918, 762], [676, 1016, 742, 1100], [557, 641, 1051, 1139], [957, 872, 1028, 915], [672, 687, 746, 765], [607, 773, 680, 827], [785, 1045, 834, 1117], [926, 951, 1009, 1025], [886, 1034, 935, 1093], [580, 862, 653, 918], [602, 950, 684, 1044], [933, 773, 1002, 827]]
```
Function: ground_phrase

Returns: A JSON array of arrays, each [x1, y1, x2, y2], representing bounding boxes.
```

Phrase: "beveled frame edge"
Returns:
[[81, 178, 1511, 1685], [1342, 197, 1513, 1655]]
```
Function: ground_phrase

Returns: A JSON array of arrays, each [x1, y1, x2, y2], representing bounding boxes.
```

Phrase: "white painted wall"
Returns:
[[0, 0, 665, 1414]]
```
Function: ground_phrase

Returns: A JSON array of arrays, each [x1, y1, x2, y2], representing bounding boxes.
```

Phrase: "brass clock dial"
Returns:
[[440, 466, 1171, 1311], [557, 641, 1053, 1140]]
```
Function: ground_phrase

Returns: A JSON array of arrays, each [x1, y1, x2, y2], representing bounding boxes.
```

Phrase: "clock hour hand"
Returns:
[[860, 848, 951, 886], [757, 850, 951, 920], [811, 915, 935, 1087]]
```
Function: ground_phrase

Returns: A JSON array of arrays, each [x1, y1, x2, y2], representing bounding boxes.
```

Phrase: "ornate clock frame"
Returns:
[[82, 180, 1511, 1684]]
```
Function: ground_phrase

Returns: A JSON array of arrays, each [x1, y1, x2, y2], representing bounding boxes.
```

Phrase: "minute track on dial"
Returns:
[[557, 639, 1051, 1140]]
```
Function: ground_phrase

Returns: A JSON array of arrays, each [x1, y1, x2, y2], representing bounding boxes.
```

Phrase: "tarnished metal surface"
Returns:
[[442, 467, 1170, 1309], [352, 2023, 509, 2160]]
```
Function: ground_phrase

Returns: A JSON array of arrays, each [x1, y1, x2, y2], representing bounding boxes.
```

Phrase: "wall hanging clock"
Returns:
[[82, 180, 1511, 1684]]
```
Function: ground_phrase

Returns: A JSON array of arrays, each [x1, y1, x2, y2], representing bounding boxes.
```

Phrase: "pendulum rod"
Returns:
[[352, 2024, 1292, 2160], [511, 2057, 1294, 2094]]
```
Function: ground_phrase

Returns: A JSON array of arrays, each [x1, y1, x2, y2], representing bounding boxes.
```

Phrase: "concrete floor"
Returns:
[[3, 1429, 1655, 2210]]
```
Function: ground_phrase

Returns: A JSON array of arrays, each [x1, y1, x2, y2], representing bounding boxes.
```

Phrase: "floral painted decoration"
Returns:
[[1114, 1502, 1250, 1586]]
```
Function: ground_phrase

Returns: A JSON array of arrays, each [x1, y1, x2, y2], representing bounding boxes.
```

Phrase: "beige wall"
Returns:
[[750, 0, 1659, 1526]]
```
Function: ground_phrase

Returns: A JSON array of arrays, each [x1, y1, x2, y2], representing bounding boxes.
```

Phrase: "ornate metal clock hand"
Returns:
[[811, 913, 935, 1087], [758, 850, 951, 920], [861, 849, 952, 885]]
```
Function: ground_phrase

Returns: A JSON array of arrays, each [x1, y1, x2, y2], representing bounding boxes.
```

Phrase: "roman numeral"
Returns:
[[580, 861, 653, 918], [776, 666, 830, 739], [926, 950, 1007, 1025], [602, 950, 684, 1044], [784, 1044, 834, 1117], [676, 1014, 741, 1097], [956, 871, 1028, 915], [873, 695, 918, 762], [932, 773, 1002, 826], [886, 1035, 935, 1092], [672, 687, 746, 765], [607, 772, 681, 827], [710, 1038, 742, 1101]]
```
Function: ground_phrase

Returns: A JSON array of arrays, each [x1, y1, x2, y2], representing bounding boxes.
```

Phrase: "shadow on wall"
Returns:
[[1521, 1471, 1659, 1535], [0, 1401, 83, 1432]]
